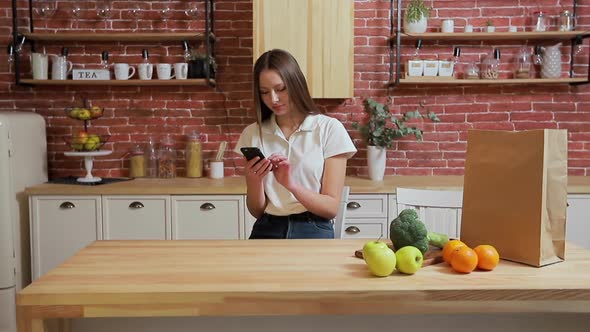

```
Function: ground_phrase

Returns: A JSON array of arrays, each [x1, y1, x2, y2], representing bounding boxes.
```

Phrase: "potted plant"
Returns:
[[352, 98, 440, 181], [403, 0, 431, 33], [485, 20, 495, 32], [187, 42, 217, 79]]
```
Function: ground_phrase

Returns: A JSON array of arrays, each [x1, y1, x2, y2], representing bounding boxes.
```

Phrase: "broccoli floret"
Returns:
[[389, 208, 429, 254]]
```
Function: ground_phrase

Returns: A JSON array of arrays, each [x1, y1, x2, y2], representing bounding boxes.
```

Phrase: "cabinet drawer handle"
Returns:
[[347, 202, 361, 210], [200, 202, 216, 210], [345, 226, 360, 234], [59, 202, 75, 209], [129, 201, 144, 209]]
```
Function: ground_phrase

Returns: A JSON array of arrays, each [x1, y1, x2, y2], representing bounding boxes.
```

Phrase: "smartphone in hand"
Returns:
[[240, 147, 265, 162]]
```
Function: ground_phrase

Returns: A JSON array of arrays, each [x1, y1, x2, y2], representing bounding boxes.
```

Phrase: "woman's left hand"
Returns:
[[268, 153, 295, 191]]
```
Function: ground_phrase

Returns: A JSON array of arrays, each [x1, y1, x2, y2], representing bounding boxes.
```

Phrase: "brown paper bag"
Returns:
[[460, 129, 567, 267]]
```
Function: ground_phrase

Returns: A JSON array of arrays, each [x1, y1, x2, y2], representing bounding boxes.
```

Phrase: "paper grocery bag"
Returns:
[[460, 129, 567, 267]]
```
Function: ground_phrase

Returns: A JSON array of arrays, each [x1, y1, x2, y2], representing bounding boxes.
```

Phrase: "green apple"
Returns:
[[362, 240, 396, 277], [395, 246, 423, 274], [84, 134, 101, 151], [77, 108, 91, 120]]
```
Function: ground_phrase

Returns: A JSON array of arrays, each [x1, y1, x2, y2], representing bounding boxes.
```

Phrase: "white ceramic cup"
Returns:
[[209, 161, 224, 179], [156, 63, 175, 80], [464, 24, 474, 32], [31, 53, 49, 80], [441, 19, 454, 33], [174, 63, 188, 80], [509, 26, 518, 32], [138, 63, 154, 80], [51, 55, 73, 80], [114, 63, 136, 80]]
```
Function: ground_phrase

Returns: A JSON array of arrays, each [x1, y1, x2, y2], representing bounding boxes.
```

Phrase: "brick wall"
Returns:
[[1, 0, 589, 178]]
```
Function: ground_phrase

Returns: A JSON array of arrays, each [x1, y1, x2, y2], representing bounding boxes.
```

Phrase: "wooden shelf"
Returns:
[[392, 31, 588, 41], [22, 32, 210, 42], [387, 77, 587, 86], [19, 79, 216, 86]]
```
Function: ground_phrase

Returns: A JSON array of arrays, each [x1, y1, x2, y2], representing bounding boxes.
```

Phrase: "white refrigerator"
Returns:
[[0, 112, 47, 332]]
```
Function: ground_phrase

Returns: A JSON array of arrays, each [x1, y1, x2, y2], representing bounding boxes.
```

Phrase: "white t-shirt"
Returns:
[[234, 113, 357, 216]]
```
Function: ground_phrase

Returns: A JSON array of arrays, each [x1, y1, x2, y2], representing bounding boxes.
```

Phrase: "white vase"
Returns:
[[367, 145, 386, 181], [403, 15, 427, 34]]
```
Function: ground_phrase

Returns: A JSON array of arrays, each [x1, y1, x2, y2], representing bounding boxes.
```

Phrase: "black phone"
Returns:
[[240, 147, 266, 161]]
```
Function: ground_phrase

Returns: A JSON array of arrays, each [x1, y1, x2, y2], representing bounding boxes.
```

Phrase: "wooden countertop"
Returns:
[[17, 240, 590, 321], [24, 175, 590, 195]]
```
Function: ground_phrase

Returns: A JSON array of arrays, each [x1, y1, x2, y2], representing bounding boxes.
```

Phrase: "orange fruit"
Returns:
[[451, 246, 478, 273], [442, 239, 466, 264], [473, 245, 500, 271]]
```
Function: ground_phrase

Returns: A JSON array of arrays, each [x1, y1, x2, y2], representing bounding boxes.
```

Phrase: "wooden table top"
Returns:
[[17, 240, 590, 317], [24, 175, 590, 195]]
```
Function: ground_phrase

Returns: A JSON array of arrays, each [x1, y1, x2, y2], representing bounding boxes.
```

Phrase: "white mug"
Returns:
[[209, 161, 224, 179], [174, 63, 188, 80], [157, 63, 175, 80], [114, 63, 135, 80], [31, 53, 49, 80], [138, 63, 154, 80], [464, 24, 474, 32], [51, 55, 73, 80], [441, 19, 454, 33]]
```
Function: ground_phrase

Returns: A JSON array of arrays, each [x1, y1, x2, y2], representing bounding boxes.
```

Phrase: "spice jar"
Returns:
[[185, 131, 203, 178], [481, 48, 501, 80], [129, 145, 146, 178], [158, 135, 176, 178]]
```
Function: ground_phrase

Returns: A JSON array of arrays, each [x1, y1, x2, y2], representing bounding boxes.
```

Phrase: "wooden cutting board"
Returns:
[[354, 244, 444, 267]]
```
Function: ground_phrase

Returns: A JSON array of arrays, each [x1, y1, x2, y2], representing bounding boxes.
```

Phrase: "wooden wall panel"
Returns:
[[253, 0, 354, 98]]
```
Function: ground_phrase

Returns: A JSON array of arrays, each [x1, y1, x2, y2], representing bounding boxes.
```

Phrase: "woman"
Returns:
[[235, 49, 356, 239]]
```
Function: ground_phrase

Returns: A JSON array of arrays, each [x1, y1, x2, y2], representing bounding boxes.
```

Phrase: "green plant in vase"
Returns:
[[404, 0, 431, 33], [352, 98, 439, 180]]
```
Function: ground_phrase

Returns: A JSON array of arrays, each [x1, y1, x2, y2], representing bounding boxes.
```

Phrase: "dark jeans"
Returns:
[[249, 211, 334, 239]]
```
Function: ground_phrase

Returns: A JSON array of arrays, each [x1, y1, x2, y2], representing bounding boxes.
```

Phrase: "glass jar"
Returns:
[[129, 145, 146, 178], [146, 136, 158, 177], [559, 10, 574, 31], [465, 61, 480, 79], [481, 49, 501, 80], [514, 46, 532, 79], [185, 131, 203, 178], [158, 135, 176, 178], [533, 11, 547, 32]]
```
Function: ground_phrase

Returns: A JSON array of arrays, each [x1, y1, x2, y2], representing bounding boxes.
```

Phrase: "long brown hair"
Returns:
[[253, 49, 322, 128]]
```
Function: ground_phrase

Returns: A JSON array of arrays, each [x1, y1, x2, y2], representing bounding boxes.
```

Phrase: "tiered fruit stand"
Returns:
[[63, 104, 111, 183]]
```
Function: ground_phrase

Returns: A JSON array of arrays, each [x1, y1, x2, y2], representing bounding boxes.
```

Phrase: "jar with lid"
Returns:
[[157, 135, 176, 178], [559, 10, 574, 31], [533, 11, 547, 32], [185, 131, 203, 178], [129, 145, 146, 178], [481, 48, 501, 80], [514, 46, 532, 79]]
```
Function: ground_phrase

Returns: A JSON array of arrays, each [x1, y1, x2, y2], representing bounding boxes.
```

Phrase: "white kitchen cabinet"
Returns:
[[171, 195, 244, 240], [29, 195, 101, 279], [567, 194, 590, 249], [102, 195, 170, 240], [244, 208, 256, 239], [342, 194, 389, 239]]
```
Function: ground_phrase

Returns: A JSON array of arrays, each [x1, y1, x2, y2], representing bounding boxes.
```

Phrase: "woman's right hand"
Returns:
[[244, 157, 273, 182]]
